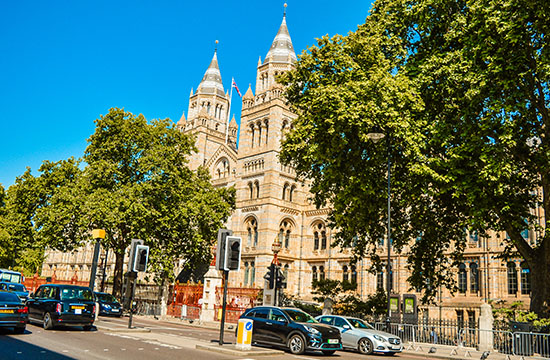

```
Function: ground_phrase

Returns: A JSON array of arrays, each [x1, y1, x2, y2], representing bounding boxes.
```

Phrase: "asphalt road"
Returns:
[[0, 316, 437, 360]]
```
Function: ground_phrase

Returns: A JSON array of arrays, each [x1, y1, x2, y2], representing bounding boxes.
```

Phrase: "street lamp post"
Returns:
[[366, 129, 392, 331]]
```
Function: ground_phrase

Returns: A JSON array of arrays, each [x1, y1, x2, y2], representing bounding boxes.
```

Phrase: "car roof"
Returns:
[[41, 284, 91, 289]]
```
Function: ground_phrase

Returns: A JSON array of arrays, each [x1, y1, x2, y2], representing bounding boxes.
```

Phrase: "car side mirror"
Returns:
[[29, 292, 35, 299], [342, 324, 351, 331]]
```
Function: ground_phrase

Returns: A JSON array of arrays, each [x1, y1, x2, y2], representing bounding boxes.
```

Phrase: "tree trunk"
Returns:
[[529, 239, 550, 318], [112, 249, 125, 299]]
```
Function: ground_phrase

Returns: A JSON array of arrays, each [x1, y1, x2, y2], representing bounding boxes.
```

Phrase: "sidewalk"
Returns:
[[94, 315, 538, 360]]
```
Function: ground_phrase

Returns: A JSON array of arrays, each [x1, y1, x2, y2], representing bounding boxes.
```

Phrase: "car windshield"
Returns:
[[96, 293, 118, 303], [7, 284, 26, 292], [283, 309, 318, 323], [60, 287, 93, 301], [348, 318, 375, 329]]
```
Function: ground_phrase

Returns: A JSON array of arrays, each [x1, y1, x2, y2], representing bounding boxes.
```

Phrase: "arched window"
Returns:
[[507, 262, 518, 295], [248, 182, 253, 199], [257, 122, 262, 146], [246, 218, 258, 248], [244, 262, 249, 286], [250, 261, 255, 286], [313, 223, 326, 251], [351, 265, 357, 284], [470, 262, 479, 293], [319, 266, 326, 281], [312, 266, 318, 284], [254, 181, 260, 198], [280, 220, 292, 249], [264, 119, 269, 145], [289, 185, 296, 202], [342, 265, 349, 282], [314, 232, 319, 250], [520, 261, 531, 295], [282, 183, 289, 200], [458, 263, 467, 293], [250, 125, 255, 148]]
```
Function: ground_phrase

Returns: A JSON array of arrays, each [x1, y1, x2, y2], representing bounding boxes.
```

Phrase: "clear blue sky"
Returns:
[[0, 0, 373, 188]]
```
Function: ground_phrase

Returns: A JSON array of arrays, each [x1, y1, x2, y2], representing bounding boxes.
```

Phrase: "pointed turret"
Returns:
[[229, 115, 238, 129], [197, 51, 225, 97], [264, 12, 296, 64], [243, 84, 254, 100]]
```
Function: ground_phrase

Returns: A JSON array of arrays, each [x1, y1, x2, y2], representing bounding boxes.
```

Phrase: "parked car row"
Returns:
[[0, 283, 124, 334], [237, 306, 403, 356]]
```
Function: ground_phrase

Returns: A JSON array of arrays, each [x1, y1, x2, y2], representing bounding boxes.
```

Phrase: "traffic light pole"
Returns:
[[273, 264, 279, 307], [128, 271, 137, 329], [219, 270, 229, 345]]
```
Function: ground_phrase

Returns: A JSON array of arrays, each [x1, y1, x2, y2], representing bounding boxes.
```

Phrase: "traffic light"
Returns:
[[276, 268, 286, 289], [128, 239, 144, 273], [215, 229, 232, 271], [132, 245, 149, 272], [265, 264, 275, 289], [224, 236, 242, 271]]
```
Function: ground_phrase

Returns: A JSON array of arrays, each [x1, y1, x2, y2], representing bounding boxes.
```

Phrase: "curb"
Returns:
[[195, 343, 284, 356], [95, 325, 151, 333]]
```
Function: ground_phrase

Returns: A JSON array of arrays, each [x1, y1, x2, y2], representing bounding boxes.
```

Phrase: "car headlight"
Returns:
[[373, 335, 387, 342], [304, 326, 320, 335]]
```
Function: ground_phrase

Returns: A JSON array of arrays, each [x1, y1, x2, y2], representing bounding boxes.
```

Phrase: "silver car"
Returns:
[[316, 315, 403, 355]]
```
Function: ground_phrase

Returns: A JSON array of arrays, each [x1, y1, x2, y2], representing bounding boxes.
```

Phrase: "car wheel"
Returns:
[[43, 312, 54, 330], [322, 350, 336, 355], [288, 334, 306, 355], [14, 326, 25, 334], [83, 325, 93, 331], [358, 338, 373, 355]]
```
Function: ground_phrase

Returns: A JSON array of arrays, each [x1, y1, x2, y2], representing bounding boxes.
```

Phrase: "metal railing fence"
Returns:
[[372, 322, 550, 358]]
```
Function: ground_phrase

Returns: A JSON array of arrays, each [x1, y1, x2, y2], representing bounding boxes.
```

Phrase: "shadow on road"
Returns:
[[0, 327, 78, 360]]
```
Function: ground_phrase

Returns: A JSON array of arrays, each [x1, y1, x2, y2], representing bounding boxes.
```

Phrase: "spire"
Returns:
[[243, 84, 254, 100], [177, 111, 186, 125], [229, 115, 238, 128], [264, 5, 296, 64], [197, 43, 225, 97]]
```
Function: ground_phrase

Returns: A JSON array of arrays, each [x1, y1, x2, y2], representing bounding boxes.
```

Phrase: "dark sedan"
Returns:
[[238, 306, 342, 355], [94, 292, 123, 317], [27, 284, 95, 330], [0, 282, 30, 303], [0, 291, 28, 333]]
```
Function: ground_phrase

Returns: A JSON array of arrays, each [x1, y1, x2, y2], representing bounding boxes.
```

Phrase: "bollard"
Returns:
[[236, 318, 253, 350]]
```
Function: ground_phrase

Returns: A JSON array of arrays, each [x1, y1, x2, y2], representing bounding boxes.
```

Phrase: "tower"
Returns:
[[178, 49, 238, 183], [229, 10, 318, 295]]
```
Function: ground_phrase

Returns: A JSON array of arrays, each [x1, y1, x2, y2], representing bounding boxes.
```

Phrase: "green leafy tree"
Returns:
[[281, 0, 550, 316], [1, 158, 86, 273], [82, 108, 234, 297]]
